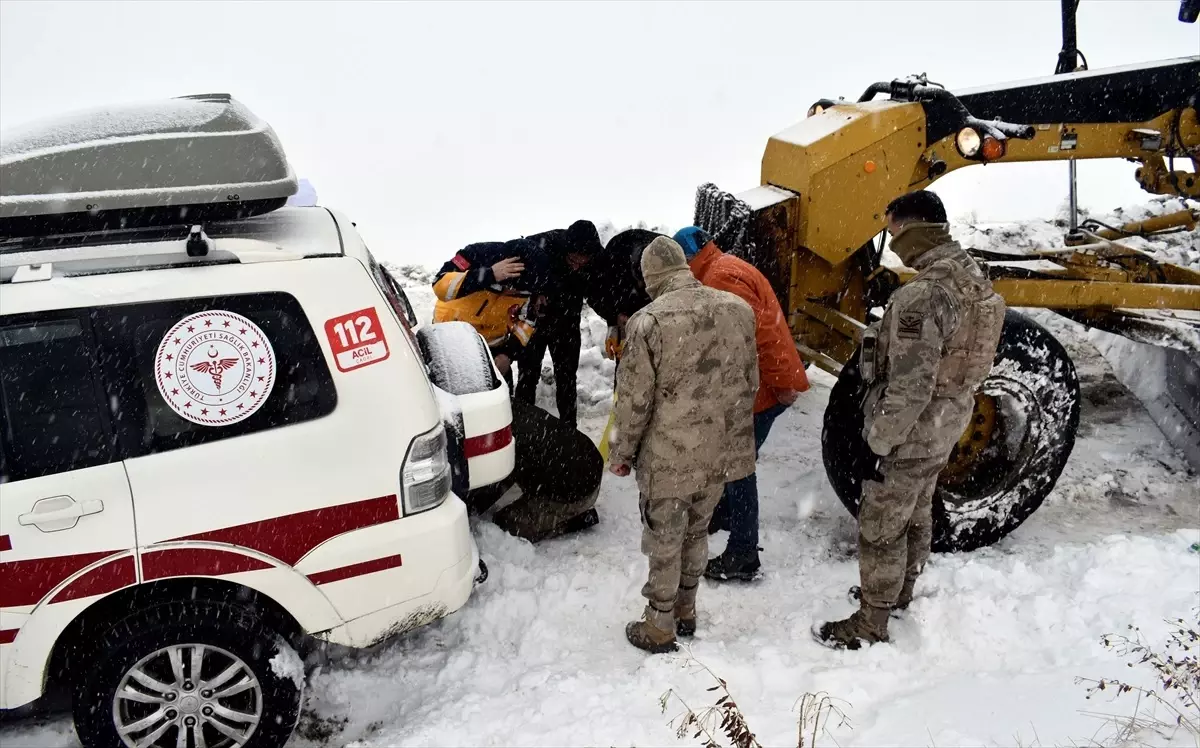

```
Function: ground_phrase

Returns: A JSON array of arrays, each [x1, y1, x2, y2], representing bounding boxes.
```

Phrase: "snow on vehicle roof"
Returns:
[[1, 96, 231, 159], [204, 205, 344, 257], [0, 93, 296, 221]]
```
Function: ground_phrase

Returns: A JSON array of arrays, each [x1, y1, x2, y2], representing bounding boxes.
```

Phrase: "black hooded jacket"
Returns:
[[432, 237, 553, 302], [582, 228, 659, 326]]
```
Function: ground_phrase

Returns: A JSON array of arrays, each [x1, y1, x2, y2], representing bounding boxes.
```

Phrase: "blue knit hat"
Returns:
[[673, 226, 711, 259]]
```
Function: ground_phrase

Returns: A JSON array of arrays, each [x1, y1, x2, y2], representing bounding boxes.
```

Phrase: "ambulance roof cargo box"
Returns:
[[0, 93, 297, 237]]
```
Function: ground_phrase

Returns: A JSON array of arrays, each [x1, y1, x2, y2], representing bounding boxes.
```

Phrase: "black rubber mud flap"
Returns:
[[822, 310, 1081, 553], [444, 411, 470, 500]]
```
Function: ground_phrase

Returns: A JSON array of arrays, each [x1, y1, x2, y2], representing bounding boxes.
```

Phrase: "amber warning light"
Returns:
[[981, 137, 1006, 162]]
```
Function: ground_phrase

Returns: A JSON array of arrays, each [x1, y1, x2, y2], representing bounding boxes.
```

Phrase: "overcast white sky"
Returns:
[[2, 0, 1197, 265]]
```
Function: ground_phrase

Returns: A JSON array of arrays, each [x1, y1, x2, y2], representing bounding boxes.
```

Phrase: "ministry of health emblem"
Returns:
[[154, 310, 278, 427]]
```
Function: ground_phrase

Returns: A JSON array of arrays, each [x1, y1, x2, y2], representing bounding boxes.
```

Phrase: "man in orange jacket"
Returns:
[[674, 226, 810, 581]]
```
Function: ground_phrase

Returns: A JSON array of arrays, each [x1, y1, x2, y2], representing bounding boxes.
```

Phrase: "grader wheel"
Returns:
[[821, 310, 1082, 553], [940, 393, 999, 484]]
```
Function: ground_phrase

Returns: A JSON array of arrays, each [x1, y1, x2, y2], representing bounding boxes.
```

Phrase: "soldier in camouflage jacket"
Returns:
[[608, 236, 758, 653], [815, 191, 1006, 650]]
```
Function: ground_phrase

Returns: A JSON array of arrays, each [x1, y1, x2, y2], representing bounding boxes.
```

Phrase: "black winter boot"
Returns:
[[812, 606, 891, 650], [704, 549, 761, 582], [626, 620, 678, 654]]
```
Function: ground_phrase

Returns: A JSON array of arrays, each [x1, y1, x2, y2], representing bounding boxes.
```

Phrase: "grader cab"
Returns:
[[694, 1, 1200, 551]]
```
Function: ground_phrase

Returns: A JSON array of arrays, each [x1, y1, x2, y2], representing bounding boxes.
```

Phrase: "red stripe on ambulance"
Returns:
[[0, 551, 120, 608], [142, 548, 273, 581], [51, 556, 137, 603], [306, 554, 404, 586], [172, 494, 400, 566], [0, 495, 403, 610], [464, 425, 513, 458]]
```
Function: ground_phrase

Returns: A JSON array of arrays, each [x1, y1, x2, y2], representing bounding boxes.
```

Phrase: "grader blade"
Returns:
[[1058, 309, 1200, 356], [1089, 329, 1200, 469], [1057, 307, 1200, 468]]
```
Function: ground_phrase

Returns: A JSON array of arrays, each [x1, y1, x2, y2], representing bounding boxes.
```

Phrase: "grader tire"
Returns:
[[821, 310, 1081, 553]]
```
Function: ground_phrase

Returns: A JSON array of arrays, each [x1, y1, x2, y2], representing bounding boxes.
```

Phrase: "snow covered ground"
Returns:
[[2, 205, 1198, 748]]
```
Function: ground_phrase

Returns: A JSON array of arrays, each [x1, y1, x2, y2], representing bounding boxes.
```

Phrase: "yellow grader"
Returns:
[[692, 0, 1200, 551]]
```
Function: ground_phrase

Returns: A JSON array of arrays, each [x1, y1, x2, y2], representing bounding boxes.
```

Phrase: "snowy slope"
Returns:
[[2, 206, 1197, 748]]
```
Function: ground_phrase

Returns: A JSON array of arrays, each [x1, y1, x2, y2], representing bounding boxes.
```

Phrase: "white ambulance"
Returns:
[[0, 93, 514, 748]]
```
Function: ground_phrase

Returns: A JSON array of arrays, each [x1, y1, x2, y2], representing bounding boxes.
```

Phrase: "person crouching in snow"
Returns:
[[432, 237, 604, 543], [607, 236, 758, 653], [672, 227, 810, 581]]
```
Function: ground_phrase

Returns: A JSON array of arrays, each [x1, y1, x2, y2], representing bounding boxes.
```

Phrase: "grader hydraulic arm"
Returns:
[[691, 2, 1199, 554], [698, 54, 1200, 372]]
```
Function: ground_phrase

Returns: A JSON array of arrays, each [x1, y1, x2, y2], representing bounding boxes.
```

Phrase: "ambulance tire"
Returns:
[[418, 321, 498, 395], [73, 598, 302, 748], [822, 310, 1080, 553]]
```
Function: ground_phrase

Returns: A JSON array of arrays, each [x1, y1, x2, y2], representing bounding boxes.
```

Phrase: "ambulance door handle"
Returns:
[[18, 497, 105, 532]]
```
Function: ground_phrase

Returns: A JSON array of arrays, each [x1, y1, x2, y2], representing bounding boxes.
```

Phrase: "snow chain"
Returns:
[[693, 183, 755, 261]]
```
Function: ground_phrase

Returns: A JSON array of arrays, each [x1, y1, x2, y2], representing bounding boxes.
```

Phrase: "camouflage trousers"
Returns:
[[640, 486, 722, 630], [858, 453, 945, 610]]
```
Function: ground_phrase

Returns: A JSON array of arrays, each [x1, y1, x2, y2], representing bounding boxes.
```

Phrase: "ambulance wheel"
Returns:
[[73, 599, 302, 748], [822, 310, 1080, 553], [419, 321, 498, 395]]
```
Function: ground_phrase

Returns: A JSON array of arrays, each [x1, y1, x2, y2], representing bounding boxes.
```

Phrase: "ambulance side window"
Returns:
[[91, 292, 338, 459], [0, 313, 114, 482]]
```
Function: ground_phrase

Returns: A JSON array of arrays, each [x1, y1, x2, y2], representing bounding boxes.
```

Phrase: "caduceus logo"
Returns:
[[190, 345, 241, 390], [156, 310, 277, 428]]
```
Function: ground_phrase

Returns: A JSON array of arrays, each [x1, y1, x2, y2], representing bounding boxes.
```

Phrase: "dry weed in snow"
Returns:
[[1076, 611, 1200, 746], [660, 654, 763, 748], [660, 652, 851, 748]]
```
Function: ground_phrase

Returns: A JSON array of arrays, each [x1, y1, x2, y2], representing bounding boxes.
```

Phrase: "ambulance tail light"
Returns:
[[402, 423, 452, 515]]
